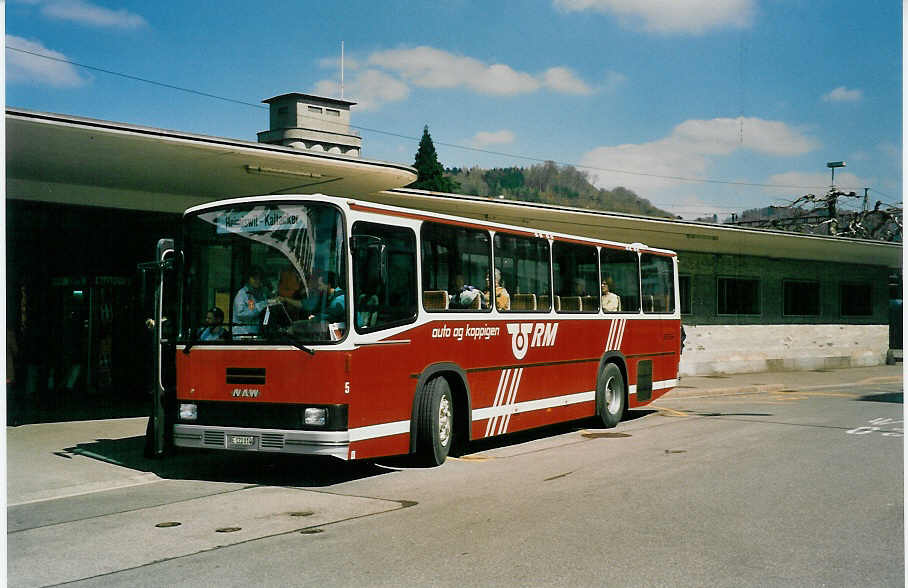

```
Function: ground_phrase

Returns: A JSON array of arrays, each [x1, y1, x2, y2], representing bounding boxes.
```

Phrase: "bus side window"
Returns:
[[553, 241, 599, 313], [421, 222, 491, 312], [493, 233, 551, 312], [351, 222, 418, 332], [641, 253, 675, 314], [601, 248, 640, 313]]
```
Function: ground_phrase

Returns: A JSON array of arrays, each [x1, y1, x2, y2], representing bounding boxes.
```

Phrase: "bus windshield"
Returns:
[[183, 202, 347, 345]]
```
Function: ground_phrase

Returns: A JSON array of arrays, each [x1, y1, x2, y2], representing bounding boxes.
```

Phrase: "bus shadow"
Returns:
[[63, 410, 659, 482], [62, 436, 391, 487], [447, 410, 656, 458], [855, 392, 903, 404]]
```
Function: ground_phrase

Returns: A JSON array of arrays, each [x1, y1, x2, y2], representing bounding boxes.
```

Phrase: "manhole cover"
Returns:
[[582, 432, 631, 439], [155, 521, 181, 528], [215, 527, 242, 533], [300, 528, 324, 535], [289, 511, 314, 517]]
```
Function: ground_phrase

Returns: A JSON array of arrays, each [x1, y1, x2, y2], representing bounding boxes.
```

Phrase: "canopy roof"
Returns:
[[6, 108, 416, 214], [364, 188, 902, 269]]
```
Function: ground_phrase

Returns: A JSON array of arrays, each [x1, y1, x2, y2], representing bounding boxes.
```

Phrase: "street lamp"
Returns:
[[826, 161, 846, 188]]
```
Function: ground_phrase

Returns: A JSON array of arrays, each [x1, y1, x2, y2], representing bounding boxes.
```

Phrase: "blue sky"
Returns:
[[5, 0, 902, 219]]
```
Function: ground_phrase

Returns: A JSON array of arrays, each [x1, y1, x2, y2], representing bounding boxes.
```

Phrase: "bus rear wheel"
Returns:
[[415, 376, 453, 467], [596, 363, 625, 429]]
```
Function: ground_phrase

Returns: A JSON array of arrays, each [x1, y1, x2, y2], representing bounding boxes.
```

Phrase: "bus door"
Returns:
[[138, 238, 178, 457]]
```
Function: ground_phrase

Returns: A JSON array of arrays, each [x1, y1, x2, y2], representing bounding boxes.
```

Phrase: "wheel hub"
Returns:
[[438, 395, 452, 447]]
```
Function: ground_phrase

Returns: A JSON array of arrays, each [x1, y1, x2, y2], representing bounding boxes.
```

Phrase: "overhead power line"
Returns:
[[4, 45, 883, 195]]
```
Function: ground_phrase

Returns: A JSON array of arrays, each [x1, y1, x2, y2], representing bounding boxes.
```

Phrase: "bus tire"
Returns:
[[415, 376, 454, 467], [596, 363, 625, 429]]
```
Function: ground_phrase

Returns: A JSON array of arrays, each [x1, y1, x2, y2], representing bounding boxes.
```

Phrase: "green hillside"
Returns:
[[445, 161, 674, 218]]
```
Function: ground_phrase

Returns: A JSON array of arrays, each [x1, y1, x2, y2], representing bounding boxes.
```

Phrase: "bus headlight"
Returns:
[[304, 407, 327, 426], [179, 403, 198, 421]]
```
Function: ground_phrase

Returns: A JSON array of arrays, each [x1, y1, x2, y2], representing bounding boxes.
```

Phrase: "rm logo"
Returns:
[[507, 323, 558, 360]]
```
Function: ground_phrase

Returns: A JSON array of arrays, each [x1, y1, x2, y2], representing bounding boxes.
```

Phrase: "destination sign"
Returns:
[[217, 208, 307, 234]]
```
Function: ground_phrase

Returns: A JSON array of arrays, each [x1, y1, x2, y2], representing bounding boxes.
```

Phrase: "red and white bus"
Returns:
[[164, 194, 680, 465]]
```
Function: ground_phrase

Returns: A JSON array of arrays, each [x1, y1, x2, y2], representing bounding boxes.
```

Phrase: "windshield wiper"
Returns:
[[277, 337, 316, 355]]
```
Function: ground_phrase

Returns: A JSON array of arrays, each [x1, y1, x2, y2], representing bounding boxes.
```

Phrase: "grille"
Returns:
[[188, 402, 348, 431], [226, 367, 266, 385], [203, 430, 226, 446], [261, 433, 285, 449]]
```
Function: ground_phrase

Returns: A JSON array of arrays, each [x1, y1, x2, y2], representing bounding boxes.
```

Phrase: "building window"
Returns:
[[679, 275, 691, 315], [325, 108, 340, 117], [717, 277, 760, 315], [783, 280, 820, 316], [841, 283, 873, 316], [307, 105, 322, 114]]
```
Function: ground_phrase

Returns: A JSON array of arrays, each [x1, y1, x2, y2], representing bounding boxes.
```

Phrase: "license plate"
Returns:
[[227, 435, 257, 450]]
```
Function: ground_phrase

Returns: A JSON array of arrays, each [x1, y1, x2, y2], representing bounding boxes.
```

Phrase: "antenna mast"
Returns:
[[340, 41, 344, 99]]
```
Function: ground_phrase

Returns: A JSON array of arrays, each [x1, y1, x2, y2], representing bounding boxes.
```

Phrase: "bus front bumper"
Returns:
[[173, 424, 349, 459]]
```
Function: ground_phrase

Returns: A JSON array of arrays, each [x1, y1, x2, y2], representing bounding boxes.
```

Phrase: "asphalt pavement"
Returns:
[[6, 364, 903, 507]]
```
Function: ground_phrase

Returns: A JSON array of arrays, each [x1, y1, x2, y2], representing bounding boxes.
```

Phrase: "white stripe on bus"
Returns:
[[498, 368, 523, 435], [486, 369, 511, 437], [346, 378, 679, 442]]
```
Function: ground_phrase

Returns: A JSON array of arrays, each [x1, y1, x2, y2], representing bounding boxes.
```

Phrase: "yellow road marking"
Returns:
[[649, 406, 689, 417], [449, 455, 494, 462]]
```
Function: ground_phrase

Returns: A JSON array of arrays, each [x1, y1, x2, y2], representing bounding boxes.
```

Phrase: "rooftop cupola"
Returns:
[[257, 93, 361, 157]]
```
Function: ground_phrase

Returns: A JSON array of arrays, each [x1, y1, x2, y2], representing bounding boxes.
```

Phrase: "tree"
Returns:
[[410, 125, 458, 193]]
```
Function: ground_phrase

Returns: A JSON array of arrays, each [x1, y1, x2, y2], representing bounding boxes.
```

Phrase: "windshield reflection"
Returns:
[[183, 203, 346, 345]]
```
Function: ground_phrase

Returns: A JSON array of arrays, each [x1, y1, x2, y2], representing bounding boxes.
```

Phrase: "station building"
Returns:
[[5, 98, 902, 422]]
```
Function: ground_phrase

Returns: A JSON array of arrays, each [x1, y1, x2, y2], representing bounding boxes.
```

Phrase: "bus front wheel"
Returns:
[[415, 376, 453, 467], [596, 363, 626, 429]]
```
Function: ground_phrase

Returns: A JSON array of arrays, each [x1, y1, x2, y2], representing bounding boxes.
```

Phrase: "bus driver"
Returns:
[[232, 265, 268, 335]]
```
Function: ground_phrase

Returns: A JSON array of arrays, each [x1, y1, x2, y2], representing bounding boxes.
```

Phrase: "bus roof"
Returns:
[[184, 193, 678, 257]]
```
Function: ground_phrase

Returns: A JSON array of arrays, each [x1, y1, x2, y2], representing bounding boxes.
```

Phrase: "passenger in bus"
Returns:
[[448, 273, 481, 309], [232, 265, 269, 335], [307, 270, 346, 324], [199, 307, 227, 341], [601, 276, 621, 312], [277, 266, 304, 319], [573, 277, 588, 296], [494, 268, 510, 311]]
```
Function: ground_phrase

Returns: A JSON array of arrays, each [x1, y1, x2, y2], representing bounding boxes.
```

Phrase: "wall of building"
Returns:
[[6, 200, 182, 422], [677, 250, 891, 375]]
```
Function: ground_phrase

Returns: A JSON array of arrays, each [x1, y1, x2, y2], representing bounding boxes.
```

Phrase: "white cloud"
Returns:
[[312, 45, 598, 111], [366, 46, 594, 97], [469, 130, 516, 148], [313, 69, 409, 111], [40, 0, 147, 29], [368, 46, 540, 95], [822, 86, 863, 103], [554, 0, 755, 34], [673, 117, 817, 156], [579, 117, 818, 192], [6, 35, 87, 87], [542, 67, 594, 95]]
